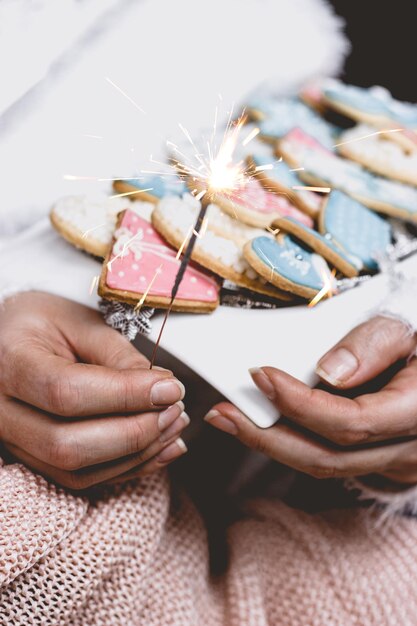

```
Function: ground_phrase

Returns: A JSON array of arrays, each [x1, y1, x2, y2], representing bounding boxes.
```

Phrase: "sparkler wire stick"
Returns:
[[150, 193, 211, 368]]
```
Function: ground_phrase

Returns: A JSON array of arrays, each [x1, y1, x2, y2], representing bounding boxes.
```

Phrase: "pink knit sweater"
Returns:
[[1, 456, 417, 626]]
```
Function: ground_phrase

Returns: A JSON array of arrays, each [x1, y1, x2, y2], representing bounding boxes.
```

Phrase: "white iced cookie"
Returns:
[[50, 195, 155, 257], [152, 194, 291, 300], [337, 124, 417, 187]]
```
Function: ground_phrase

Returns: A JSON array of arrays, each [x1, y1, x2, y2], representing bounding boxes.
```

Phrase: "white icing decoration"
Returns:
[[280, 248, 311, 276], [53, 195, 155, 244], [338, 124, 417, 180], [157, 194, 264, 279]]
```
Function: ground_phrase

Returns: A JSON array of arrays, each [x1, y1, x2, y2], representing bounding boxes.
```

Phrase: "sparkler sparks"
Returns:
[[105, 77, 146, 114], [109, 187, 154, 199], [266, 226, 280, 236], [135, 265, 163, 311], [242, 126, 260, 146], [89, 275, 99, 295], [333, 128, 402, 148], [308, 268, 337, 307], [83, 134, 104, 140], [292, 185, 331, 193], [255, 163, 274, 172], [150, 108, 256, 368], [82, 223, 107, 239]]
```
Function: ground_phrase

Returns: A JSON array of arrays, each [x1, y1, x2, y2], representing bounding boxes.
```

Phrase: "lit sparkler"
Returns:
[[150, 109, 257, 367]]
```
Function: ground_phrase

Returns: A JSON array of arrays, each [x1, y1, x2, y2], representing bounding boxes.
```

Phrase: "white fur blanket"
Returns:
[[0, 0, 347, 240]]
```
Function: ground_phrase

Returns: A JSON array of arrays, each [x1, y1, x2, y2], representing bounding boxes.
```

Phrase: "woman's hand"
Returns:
[[0, 292, 188, 490], [205, 316, 417, 483]]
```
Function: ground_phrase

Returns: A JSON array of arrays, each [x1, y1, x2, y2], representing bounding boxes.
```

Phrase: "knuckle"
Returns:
[[62, 471, 91, 491], [125, 418, 149, 455], [334, 424, 371, 446], [306, 453, 340, 479], [46, 374, 78, 416], [47, 429, 83, 471], [0, 343, 28, 393], [116, 372, 141, 412], [249, 432, 270, 456]]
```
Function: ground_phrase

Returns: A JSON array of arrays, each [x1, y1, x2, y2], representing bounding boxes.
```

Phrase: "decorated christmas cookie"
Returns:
[[278, 127, 333, 168], [244, 234, 333, 299], [211, 176, 314, 229], [246, 96, 337, 148], [336, 124, 417, 187], [99, 209, 220, 312], [299, 83, 327, 113], [318, 191, 392, 271], [152, 194, 291, 300], [319, 81, 417, 152], [113, 174, 187, 204], [50, 195, 154, 258], [274, 216, 362, 278], [279, 129, 417, 222], [247, 154, 322, 218], [322, 81, 417, 130]]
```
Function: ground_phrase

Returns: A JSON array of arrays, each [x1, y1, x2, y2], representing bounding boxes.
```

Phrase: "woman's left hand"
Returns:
[[205, 316, 417, 483]]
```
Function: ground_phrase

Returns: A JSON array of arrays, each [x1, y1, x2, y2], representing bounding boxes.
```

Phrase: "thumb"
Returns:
[[316, 315, 417, 388]]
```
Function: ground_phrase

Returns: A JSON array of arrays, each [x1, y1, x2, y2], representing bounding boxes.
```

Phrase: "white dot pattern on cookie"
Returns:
[[323, 191, 391, 270]]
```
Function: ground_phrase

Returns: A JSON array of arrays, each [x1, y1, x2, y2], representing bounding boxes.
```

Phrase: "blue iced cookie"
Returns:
[[323, 82, 417, 129], [319, 191, 391, 271], [244, 234, 332, 299], [254, 98, 337, 149], [274, 215, 362, 278], [113, 174, 186, 203], [248, 153, 322, 217], [299, 148, 417, 221]]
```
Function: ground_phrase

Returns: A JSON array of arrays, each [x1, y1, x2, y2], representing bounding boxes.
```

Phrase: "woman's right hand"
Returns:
[[0, 291, 188, 490]]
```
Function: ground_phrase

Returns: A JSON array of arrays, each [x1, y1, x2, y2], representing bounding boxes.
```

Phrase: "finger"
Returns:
[[315, 316, 417, 389], [4, 347, 185, 416], [204, 403, 417, 479], [248, 362, 417, 445], [380, 468, 417, 484], [1, 396, 189, 468], [66, 312, 152, 370], [106, 438, 188, 485], [4, 430, 188, 491]]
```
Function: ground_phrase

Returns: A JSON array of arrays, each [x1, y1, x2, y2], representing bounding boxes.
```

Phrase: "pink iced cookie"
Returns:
[[99, 209, 220, 312], [278, 127, 333, 168], [214, 177, 313, 228]]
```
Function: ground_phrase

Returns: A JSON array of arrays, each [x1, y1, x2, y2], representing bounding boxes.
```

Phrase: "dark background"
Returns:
[[329, 1, 416, 101]]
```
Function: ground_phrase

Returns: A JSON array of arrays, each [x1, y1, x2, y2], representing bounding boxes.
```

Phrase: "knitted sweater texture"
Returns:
[[2, 457, 417, 626]]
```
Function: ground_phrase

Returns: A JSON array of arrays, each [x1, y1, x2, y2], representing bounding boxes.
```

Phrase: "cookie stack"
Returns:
[[50, 80, 417, 313]]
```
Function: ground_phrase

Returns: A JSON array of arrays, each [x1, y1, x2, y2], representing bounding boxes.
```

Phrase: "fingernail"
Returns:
[[158, 401, 184, 431], [156, 438, 187, 464], [159, 412, 190, 443], [151, 379, 185, 405], [204, 409, 238, 435], [249, 367, 275, 400], [316, 348, 359, 386]]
